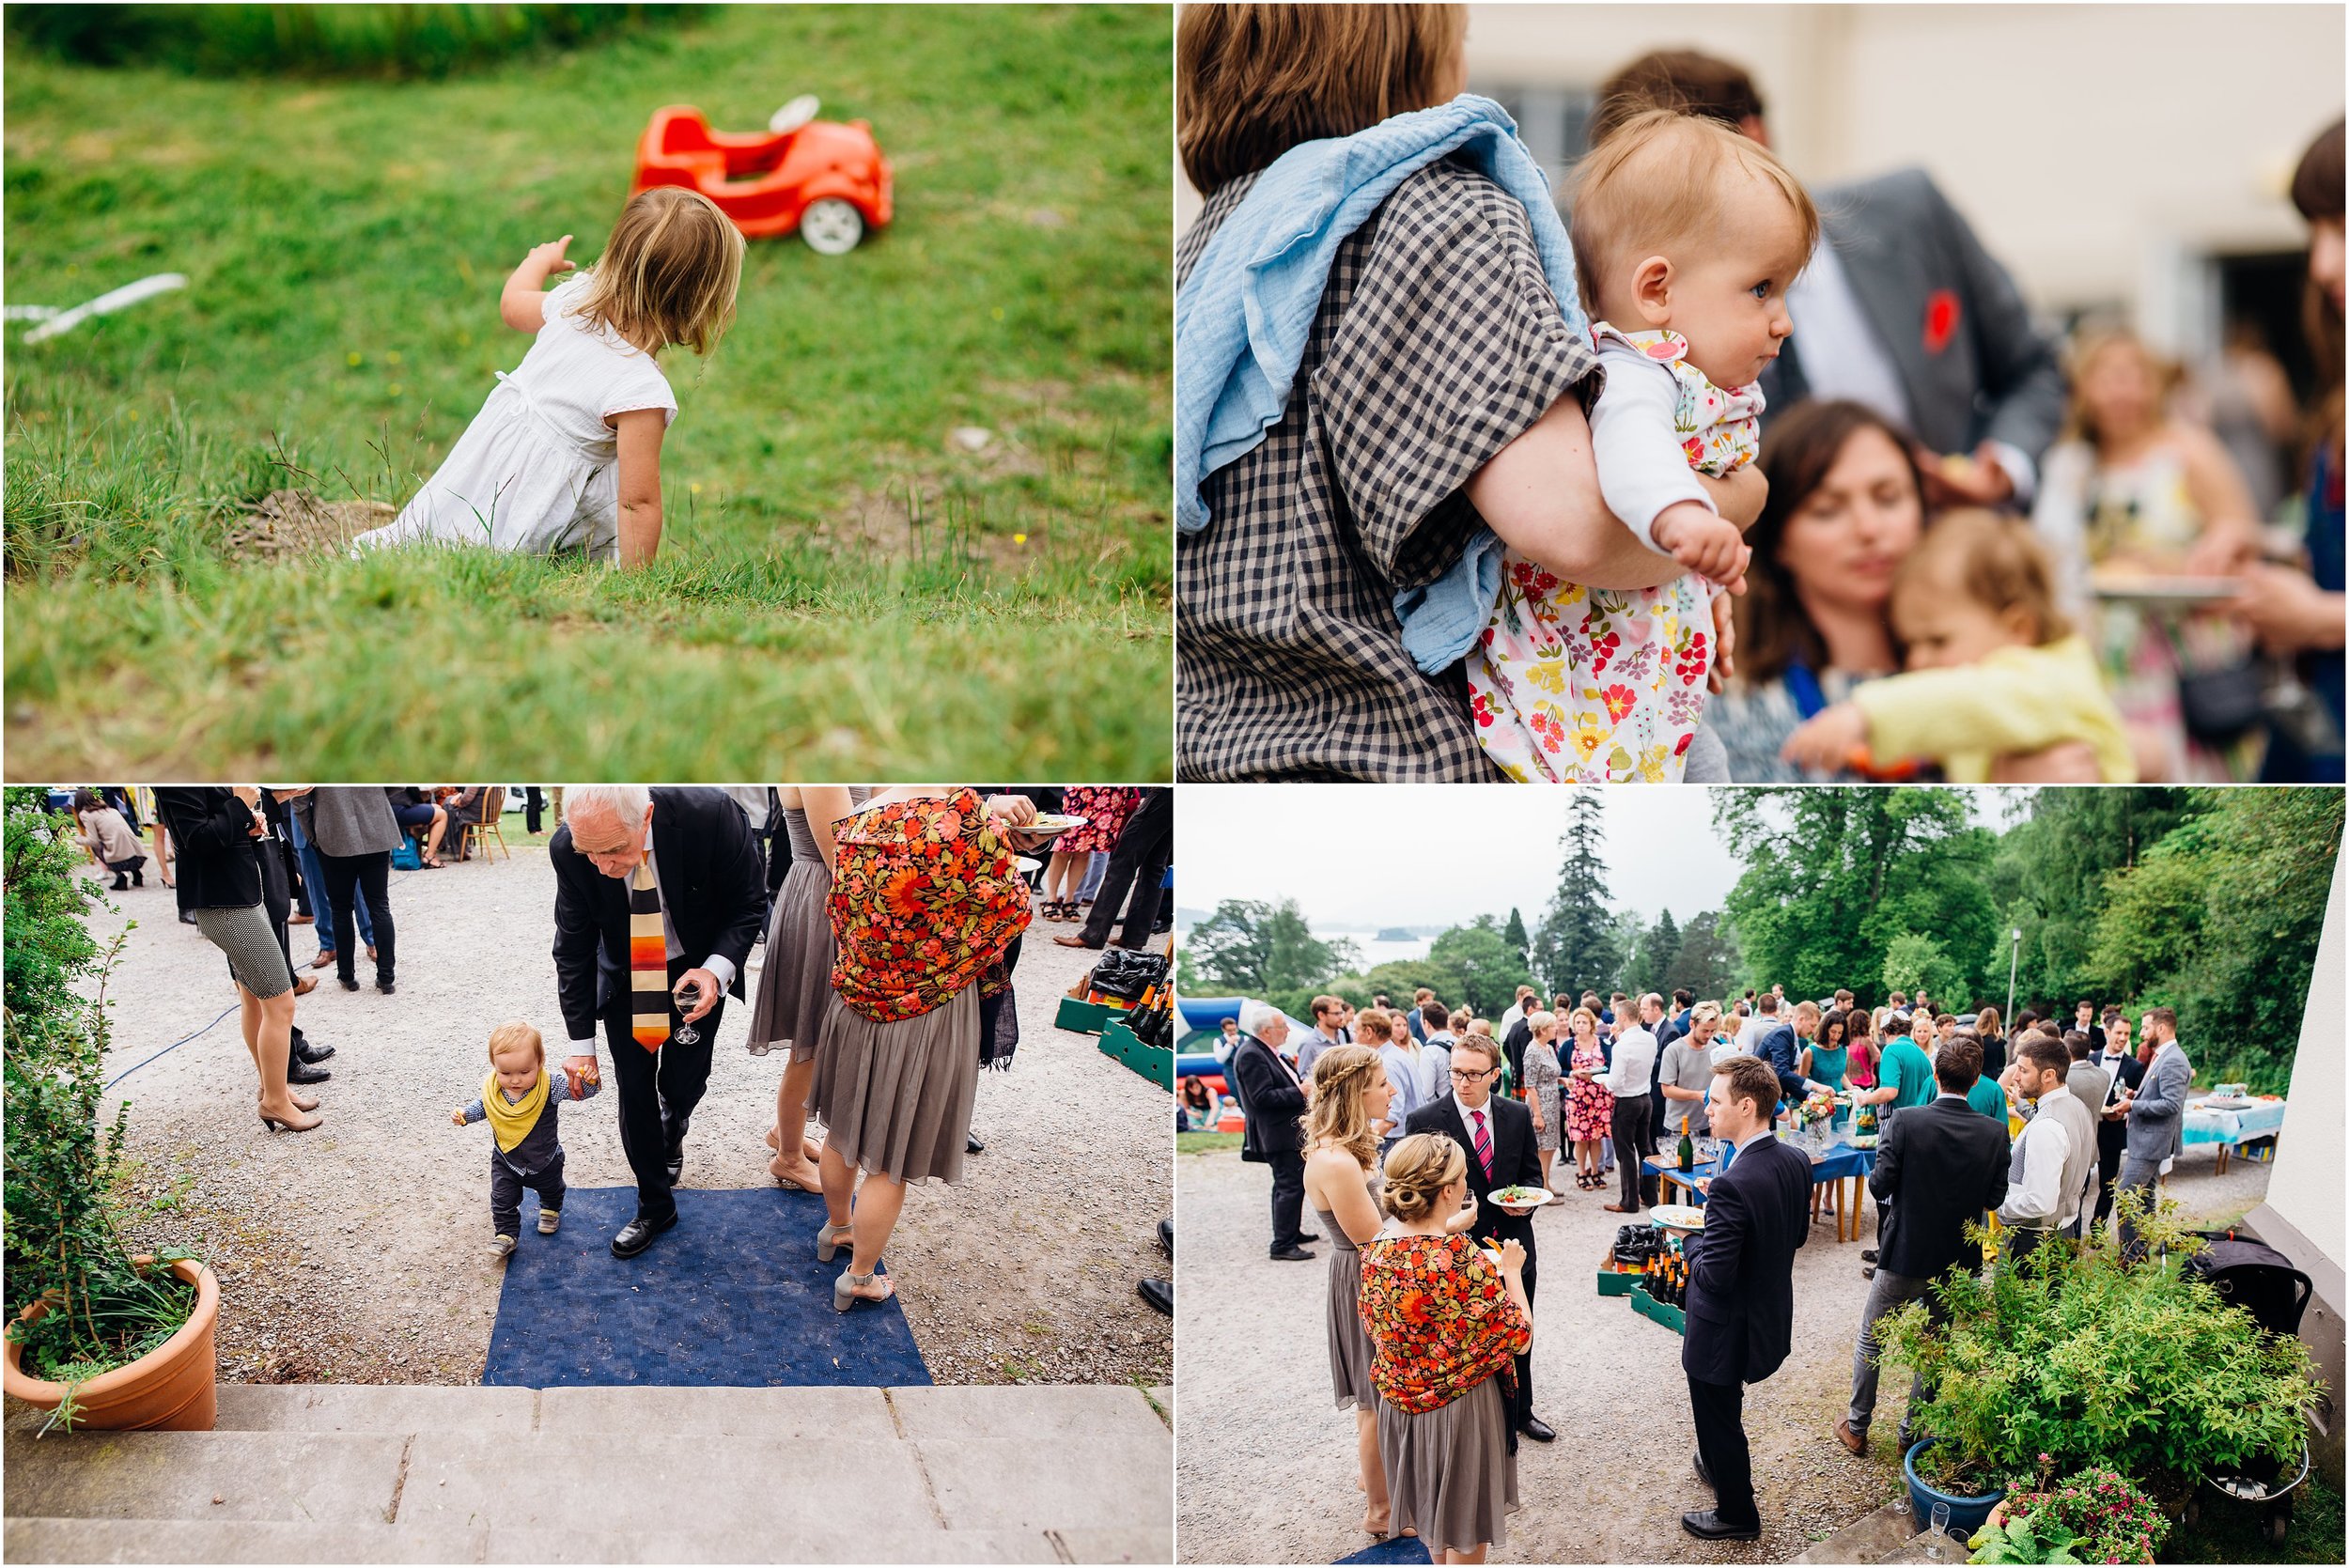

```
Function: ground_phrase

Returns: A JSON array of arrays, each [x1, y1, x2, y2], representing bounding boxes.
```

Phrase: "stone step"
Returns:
[[3, 1385, 1172, 1563], [1, 1518, 1171, 1564]]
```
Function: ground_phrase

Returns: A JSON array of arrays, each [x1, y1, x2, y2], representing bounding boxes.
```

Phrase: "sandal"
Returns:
[[815, 1219, 856, 1263], [834, 1267, 897, 1312]]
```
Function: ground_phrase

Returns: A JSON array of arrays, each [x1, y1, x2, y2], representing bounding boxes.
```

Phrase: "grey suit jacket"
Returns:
[[1762, 168, 2066, 468], [2064, 1061, 2114, 1126], [298, 786, 404, 859], [2123, 1044, 2192, 1162]]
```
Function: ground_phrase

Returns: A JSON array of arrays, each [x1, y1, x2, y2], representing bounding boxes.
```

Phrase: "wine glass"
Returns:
[[674, 982, 703, 1047]]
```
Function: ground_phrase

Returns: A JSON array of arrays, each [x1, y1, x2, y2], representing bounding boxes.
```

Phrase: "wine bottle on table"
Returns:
[[1677, 1115, 1694, 1172]]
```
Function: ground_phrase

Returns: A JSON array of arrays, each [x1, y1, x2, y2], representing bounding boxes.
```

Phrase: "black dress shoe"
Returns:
[[1693, 1450, 1713, 1490], [1156, 1218, 1174, 1258], [287, 1059, 332, 1085], [179, 910, 199, 925], [339, 978, 360, 991], [966, 1133, 985, 1155], [1269, 1245, 1317, 1262], [1682, 1510, 1760, 1542], [1518, 1416, 1558, 1443], [1138, 1278, 1173, 1315], [376, 982, 396, 995], [1861, 1249, 1879, 1264], [296, 1040, 335, 1063], [611, 1212, 677, 1258], [1297, 1230, 1324, 1245]]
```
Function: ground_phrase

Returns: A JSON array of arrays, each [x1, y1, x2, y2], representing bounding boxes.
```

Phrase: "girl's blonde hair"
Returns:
[[1382, 1132, 1467, 1222], [2061, 327, 2180, 451], [1301, 1043, 1386, 1170], [488, 1019, 543, 1065], [569, 187, 745, 357], [1568, 107, 1818, 317], [1892, 508, 2071, 646]]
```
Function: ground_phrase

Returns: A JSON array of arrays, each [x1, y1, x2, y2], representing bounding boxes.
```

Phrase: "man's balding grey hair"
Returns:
[[566, 784, 653, 836]]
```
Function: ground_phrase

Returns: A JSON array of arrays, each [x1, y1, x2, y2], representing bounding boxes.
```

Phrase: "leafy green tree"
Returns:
[[1532, 794, 1619, 993], [1987, 788, 2200, 1009], [1428, 916, 1534, 1016], [1180, 897, 1354, 998], [1664, 910, 1740, 1001], [1881, 932, 1968, 1009]]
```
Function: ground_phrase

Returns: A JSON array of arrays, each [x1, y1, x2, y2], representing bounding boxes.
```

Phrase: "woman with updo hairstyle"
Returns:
[[1358, 1133, 1531, 1563], [1300, 1043, 1398, 1539]]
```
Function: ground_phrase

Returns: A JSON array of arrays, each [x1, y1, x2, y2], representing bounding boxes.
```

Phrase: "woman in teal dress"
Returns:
[[1804, 1009, 1854, 1127]]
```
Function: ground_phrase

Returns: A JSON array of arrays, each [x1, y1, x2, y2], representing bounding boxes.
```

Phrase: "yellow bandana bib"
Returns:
[[482, 1068, 549, 1154]]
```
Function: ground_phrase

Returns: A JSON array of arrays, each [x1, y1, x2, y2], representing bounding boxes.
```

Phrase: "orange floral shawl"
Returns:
[[828, 789, 1034, 1023], [1357, 1232, 1530, 1414]]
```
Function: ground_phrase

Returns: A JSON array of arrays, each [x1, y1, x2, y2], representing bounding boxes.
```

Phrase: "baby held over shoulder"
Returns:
[[1469, 110, 1817, 784]]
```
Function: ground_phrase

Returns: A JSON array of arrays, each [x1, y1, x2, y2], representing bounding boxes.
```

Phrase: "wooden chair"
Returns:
[[451, 787, 509, 863]]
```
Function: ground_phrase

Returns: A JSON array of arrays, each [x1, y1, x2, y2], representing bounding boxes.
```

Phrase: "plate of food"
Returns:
[[2089, 569, 2243, 604], [1850, 1134, 1879, 1150], [1649, 1203, 1706, 1234], [1016, 856, 1041, 875], [1489, 1185, 1553, 1210], [1023, 813, 1087, 835]]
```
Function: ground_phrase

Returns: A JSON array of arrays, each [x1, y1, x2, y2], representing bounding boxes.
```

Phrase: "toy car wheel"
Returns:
[[801, 199, 864, 256]]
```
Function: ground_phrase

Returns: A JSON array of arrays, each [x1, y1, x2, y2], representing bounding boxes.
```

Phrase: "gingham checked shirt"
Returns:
[[1175, 159, 1603, 782]]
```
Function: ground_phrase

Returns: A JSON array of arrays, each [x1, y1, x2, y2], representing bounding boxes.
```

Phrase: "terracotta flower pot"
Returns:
[[2, 1257, 217, 1432]]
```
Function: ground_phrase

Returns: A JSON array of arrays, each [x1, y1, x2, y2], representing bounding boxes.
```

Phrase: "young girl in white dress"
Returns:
[[355, 186, 744, 567]]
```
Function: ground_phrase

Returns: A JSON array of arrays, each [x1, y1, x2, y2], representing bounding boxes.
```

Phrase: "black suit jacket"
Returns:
[[1869, 1094, 2011, 1281], [153, 788, 264, 909], [551, 787, 767, 1044], [1682, 1133, 1810, 1386], [1502, 1017, 1533, 1088], [1404, 1094, 1540, 1260], [1230, 1034, 1305, 1162]]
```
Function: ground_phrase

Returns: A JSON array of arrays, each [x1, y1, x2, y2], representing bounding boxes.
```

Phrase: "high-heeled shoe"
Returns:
[[834, 1268, 896, 1312], [258, 1110, 320, 1133], [815, 1219, 856, 1263]]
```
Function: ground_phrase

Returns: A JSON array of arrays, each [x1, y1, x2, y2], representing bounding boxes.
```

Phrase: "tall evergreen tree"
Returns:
[[1532, 794, 1620, 995], [1630, 907, 1683, 991], [1502, 907, 1530, 962], [1664, 910, 1740, 1000]]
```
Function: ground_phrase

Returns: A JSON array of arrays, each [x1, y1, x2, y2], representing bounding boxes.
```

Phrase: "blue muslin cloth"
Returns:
[[1174, 95, 1590, 671]]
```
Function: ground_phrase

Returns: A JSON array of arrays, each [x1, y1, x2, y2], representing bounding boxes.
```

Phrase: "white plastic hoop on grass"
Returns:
[[12, 273, 189, 343]]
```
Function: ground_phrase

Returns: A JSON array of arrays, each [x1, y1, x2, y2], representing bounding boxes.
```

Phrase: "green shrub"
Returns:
[[1, 788, 194, 1416], [6, 4, 686, 79], [1876, 1192, 2323, 1498]]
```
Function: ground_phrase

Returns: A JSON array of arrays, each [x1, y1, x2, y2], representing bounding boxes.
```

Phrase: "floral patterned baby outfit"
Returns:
[[1467, 324, 1764, 783]]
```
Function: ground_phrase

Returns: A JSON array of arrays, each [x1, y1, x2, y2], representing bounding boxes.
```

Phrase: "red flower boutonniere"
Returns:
[[1922, 289, 1960, 355]]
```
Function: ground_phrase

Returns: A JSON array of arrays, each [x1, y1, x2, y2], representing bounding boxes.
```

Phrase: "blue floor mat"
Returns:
[[481, 1185, 929, 1388], [1336, 1539, 1431, 1565]]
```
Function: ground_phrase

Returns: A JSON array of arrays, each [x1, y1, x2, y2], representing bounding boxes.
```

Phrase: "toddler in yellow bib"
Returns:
[[454, 1020, 601, 1261]]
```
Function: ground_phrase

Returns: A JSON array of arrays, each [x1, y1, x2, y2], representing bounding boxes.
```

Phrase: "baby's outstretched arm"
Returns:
[[612, 409, 666, 568], [500, 235, 578, 334], [455, 1098, 487, 1126]]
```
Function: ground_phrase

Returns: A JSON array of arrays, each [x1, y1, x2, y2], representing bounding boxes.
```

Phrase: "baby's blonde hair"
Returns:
[[1568, 107, 1818, 317], [489, 1019, 544, 1066], [569, 187, 745, 357], [1382, 1132, 1468, 1222], [1894, 508, 2071, 646]]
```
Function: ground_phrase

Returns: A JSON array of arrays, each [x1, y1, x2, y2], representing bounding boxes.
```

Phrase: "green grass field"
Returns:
[[3, 4, 1171, 778]]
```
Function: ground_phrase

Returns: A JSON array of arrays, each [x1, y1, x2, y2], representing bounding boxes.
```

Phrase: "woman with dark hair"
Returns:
[[1803, 1009, 1853, 1126], [1708, 400, 1928, 779], [2225, 116, 2344, 782], [1174, 4, 1761, 781]]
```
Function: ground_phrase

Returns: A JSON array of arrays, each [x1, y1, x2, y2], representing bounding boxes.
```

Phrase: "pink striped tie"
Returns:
[[1470, 1109, 1493, 1179]]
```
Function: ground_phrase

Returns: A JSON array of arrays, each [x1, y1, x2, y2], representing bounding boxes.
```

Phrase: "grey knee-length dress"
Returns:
[[1320, 1171, 1382, 1409], [1377, 1374, 1521, 1557], [743, 790, 872, 1061], [811, 983, 981, 1186]]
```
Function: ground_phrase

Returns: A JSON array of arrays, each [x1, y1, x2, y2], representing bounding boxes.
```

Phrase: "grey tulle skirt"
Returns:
[[1377, 1376, 1520, 1557], [743, 862, 835, 1063], [1323, 1234, 1374, 1410], [810, 985, 980, 1185]]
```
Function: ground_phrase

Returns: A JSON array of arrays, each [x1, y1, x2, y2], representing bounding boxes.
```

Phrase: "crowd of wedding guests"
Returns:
[[1220, 977, 2201, 1560], [1174, 8, 2343, 786]]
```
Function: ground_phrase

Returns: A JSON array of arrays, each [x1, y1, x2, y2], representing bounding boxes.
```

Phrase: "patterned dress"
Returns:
[[1564, 1039, 1613, 1143], [1055, 786, 1139, 856], [1469, 325, 1762, 784]]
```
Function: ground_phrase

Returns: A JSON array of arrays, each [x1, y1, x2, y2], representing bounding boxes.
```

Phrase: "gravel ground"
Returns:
[[1174, 1139, 2273, 1564], [79, 846, 1171, 1390]]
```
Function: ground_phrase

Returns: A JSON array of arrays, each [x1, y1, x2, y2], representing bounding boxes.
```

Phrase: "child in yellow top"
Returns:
[[1780, 510, 2138, 783], [454, 1020, 600, 1261]]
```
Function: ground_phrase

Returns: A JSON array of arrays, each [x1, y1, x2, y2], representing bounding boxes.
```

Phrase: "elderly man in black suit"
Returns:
[[1229, 999, 1315, 1262], [1405, 1032, 1556, 1443], [1681, 1053, 1812, 1542], [552, 785, 767, 1259], [1835, 1035, 2011, 1457]]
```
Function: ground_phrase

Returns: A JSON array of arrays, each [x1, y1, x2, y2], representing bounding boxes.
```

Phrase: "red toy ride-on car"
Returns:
[[632, 97, 892, 254]]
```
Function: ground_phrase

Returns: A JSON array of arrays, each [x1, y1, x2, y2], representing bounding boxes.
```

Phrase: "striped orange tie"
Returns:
[[629, 862, 668, 1053]]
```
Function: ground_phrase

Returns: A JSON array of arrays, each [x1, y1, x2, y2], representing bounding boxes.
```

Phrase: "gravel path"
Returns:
[[83, 847, 1171, 1390], [1174, 1140, 2272, 1564]]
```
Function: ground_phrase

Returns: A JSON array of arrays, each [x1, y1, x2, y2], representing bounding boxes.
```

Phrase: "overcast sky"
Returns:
[[1178, 786, 2020, 931]]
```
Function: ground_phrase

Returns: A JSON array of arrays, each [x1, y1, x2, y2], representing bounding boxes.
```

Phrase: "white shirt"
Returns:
[[1586, 340, 1715, 550], [1787, 240, 2036, 502], [566, 829, 739, 1055], [1454, 1093, 1499, 1161], [1998, 1084, 2075, 1228], [1500, 1003, 1528, 1033], [1597, 1024, 1657, 1098]]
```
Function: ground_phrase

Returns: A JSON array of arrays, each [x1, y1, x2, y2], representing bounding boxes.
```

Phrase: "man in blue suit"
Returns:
[[1751, 997, 1815, 1108], [1681, 1054, 1812, 1542]]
